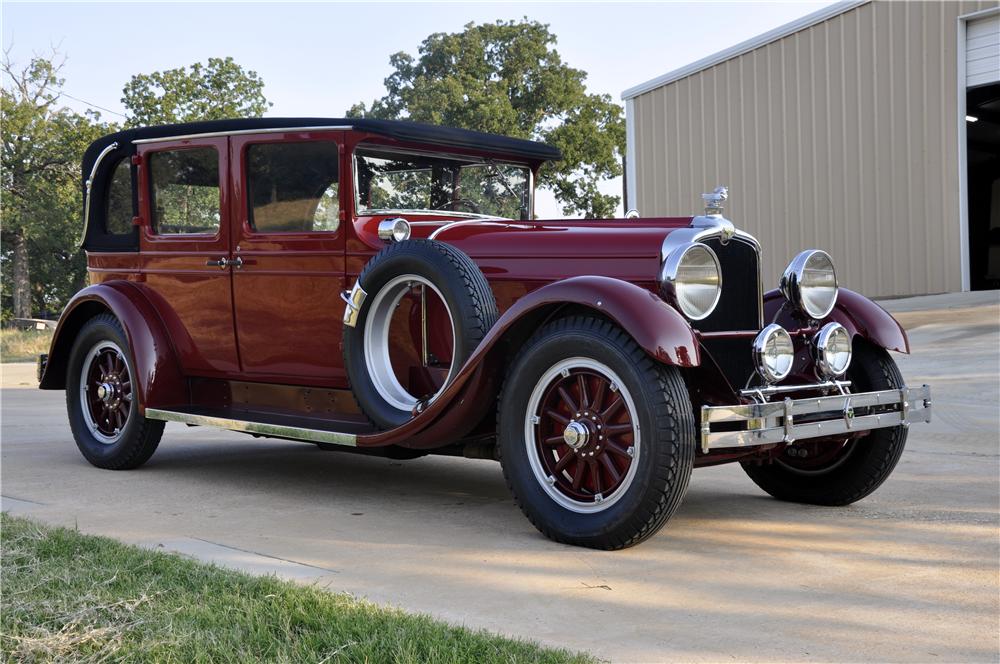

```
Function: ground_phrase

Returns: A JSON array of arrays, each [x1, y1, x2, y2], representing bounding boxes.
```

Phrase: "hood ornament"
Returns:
[[701, 186, 728, 216]]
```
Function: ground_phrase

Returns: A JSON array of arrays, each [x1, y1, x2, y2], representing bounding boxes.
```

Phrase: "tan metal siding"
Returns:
[[631, 0, 994, 298]]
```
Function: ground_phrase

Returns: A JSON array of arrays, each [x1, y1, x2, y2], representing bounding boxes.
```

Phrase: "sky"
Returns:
[[3, 0, 837, 217]]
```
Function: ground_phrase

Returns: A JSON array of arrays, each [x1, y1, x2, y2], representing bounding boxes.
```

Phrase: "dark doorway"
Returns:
[[967, 83, 1000, 291]]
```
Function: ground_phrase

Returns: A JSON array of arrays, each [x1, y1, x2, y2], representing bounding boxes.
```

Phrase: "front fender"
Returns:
[[764, 287, 909, 353], [360, 276, 698, 449], [39, 282, 186, 411]]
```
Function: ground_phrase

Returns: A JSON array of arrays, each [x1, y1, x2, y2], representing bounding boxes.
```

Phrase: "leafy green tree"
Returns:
[[121, 56, 271, 126], [348, 20, 625, 219], [1, 52, 108, 320]]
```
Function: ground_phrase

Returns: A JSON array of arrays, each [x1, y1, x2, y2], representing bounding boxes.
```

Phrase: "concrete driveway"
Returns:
[[3, 291, 998, 662]]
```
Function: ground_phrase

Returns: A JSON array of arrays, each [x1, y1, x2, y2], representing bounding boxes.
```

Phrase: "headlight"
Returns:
[[753, 324, 794, 383], [660, 242, 722, 320], [780, 250, 838, 319], [813, 322, 852, 378]]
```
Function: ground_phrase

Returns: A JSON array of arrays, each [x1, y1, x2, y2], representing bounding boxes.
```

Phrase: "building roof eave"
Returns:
[[621, 0, 869, 101]]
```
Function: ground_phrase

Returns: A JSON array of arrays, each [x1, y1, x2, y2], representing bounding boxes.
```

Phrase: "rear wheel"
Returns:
[[498, 316, 695, 550], [741, 340, 908, 505], [66, 314, 164, 470]]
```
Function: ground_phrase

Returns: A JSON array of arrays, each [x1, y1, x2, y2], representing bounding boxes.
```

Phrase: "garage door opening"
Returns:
[[966, 84, 1000, 291]]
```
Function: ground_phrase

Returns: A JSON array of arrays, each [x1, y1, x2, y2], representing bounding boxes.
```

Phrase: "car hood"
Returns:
[[428, 217, 695, 287]]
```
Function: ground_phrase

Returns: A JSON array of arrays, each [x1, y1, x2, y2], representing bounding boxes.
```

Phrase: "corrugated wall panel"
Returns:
[[967, 14, 1000, 86], [631, 1, 993, 297]]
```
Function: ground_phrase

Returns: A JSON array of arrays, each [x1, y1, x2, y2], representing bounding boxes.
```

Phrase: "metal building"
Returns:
[[623, 0, 999, 297]]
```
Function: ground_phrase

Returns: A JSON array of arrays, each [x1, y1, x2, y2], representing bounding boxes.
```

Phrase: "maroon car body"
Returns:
[[40, 118, 931, 549]]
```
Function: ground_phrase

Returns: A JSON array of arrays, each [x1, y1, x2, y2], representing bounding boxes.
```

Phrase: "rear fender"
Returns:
[[764, 287, 909, 353], [39, 282, 186, 411], [360, 276, 698, 449]]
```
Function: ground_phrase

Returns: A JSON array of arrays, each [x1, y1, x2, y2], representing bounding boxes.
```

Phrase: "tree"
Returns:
[[348, 20, 625, 218], [121, 56, 271, 126], [1, 51, 108, 320]]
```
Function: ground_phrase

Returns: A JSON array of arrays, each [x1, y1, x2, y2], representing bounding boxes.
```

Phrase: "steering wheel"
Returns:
[[436, 199, 481, 214]]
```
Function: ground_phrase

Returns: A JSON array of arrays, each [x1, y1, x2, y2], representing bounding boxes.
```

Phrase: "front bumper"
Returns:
[[700, 384, 931, 453]]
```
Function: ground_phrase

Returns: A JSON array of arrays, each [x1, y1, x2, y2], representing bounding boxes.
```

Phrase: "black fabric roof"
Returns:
[[82, 117, 562, 177]]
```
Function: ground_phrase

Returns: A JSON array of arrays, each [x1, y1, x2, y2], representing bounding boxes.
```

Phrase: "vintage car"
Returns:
[[39, 117, 931, 549]]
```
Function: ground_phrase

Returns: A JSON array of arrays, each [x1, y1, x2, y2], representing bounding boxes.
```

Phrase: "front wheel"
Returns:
[[66, 314, 164, 470], [498, 316, 696, 550], [741, 340, 909, 505]]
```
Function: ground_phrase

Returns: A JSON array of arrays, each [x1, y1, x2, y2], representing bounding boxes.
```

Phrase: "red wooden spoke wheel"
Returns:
[[525, 357, 640, 513], [79, 341, 133, 443]]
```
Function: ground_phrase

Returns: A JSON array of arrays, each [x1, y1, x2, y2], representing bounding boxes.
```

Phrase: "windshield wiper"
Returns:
[[485, 160, 529, 220]]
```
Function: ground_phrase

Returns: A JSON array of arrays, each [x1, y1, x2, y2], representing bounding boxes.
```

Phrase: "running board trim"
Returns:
[[144, 408, 358, 447]]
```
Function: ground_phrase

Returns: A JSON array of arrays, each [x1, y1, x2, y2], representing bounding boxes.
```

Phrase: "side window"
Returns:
[[149, 147, 220, 235], [105, 158, 134, 235], [247, 141, 340, 233]]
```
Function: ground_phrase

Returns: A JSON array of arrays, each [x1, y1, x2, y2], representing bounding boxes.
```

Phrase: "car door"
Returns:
[[138, 137, 239, 375], [229, 131, 348, 385]]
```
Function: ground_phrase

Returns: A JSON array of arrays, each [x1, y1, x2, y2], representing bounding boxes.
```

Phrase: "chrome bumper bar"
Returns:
[[700, 385, 931, 453]]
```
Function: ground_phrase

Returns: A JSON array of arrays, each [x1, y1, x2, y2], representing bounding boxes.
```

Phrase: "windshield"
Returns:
[[354, 147, 531, 219]]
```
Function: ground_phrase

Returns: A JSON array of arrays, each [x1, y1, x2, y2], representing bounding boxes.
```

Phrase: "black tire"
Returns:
[[343, 239, 498, 429], [498, 316, 696, 550], [66, 314, 164, 470], [741, 340, 908, 505]]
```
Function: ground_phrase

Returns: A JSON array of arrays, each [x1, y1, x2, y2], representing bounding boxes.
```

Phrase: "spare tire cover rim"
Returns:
[[363, 274, 458, 411]]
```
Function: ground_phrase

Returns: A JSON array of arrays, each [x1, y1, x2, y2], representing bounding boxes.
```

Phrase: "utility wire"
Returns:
[[58, 91, 128, 119]]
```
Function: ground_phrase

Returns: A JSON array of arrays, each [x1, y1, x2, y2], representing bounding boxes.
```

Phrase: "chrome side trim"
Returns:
[[700, 384, 931, 453], [144, 408, 358, 447], [132, 125, 353, 145], [341, 280, 367, 328], [80, 141, 120, 247], [428, 219, 512, 240]]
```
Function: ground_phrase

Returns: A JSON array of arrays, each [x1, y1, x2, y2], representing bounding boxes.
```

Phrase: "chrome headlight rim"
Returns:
[[813, 322, 852, 378], [780, 249, 839, 320], [752, 323, 795, 384], [660, 241, 722, 321]]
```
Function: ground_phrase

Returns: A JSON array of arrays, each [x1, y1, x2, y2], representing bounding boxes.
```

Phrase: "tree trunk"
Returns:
[[12, 230, 32, 319]]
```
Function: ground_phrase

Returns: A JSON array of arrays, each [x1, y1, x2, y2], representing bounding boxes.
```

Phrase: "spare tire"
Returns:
[[343, 239, 498, 429]]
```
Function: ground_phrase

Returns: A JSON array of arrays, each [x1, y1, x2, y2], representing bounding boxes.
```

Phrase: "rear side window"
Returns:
[[149, 147, 220, 235], [105, 158, 134, 235], [247, 141, 340, 233]]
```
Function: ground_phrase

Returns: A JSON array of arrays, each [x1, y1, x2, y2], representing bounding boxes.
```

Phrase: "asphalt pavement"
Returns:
[[2, 290, 998, 662]]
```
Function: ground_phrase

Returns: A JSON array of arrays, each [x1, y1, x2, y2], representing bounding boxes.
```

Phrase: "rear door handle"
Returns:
[[206, 257, 229, 268]]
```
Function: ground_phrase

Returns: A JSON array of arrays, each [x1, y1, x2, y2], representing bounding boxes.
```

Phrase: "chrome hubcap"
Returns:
[[562, 421, 590, 449], [97, 382, 114, 402]]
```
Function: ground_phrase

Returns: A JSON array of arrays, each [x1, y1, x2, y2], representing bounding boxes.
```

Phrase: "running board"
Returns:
[[144, 407, 360, 447]]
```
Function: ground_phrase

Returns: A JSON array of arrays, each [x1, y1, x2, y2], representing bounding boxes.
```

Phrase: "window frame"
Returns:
[[351, 142, 534, 219], [102, 156, 138, 237], [240, 134, 345, 239], [145, 143, 225, 240]]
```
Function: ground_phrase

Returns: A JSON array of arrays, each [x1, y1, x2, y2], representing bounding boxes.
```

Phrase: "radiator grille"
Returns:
[[697, 236, 762, 333]]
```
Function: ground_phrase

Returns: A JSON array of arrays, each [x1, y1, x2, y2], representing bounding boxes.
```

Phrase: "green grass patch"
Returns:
[[1, 514, 595, 663], [0, 328, 52, 363]]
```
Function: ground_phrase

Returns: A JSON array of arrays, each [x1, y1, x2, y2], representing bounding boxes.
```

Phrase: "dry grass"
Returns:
[[1, 514, 596, 664], [0, 328, 53, 363]]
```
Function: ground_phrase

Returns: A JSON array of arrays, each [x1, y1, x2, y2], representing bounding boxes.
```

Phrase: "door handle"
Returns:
[[231, 256, 244, 269], [206, 257, 229, 268]]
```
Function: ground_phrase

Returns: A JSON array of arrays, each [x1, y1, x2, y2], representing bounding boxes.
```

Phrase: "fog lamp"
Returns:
[[753, 324, 794, 384], [813, 322, 852, 378]]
